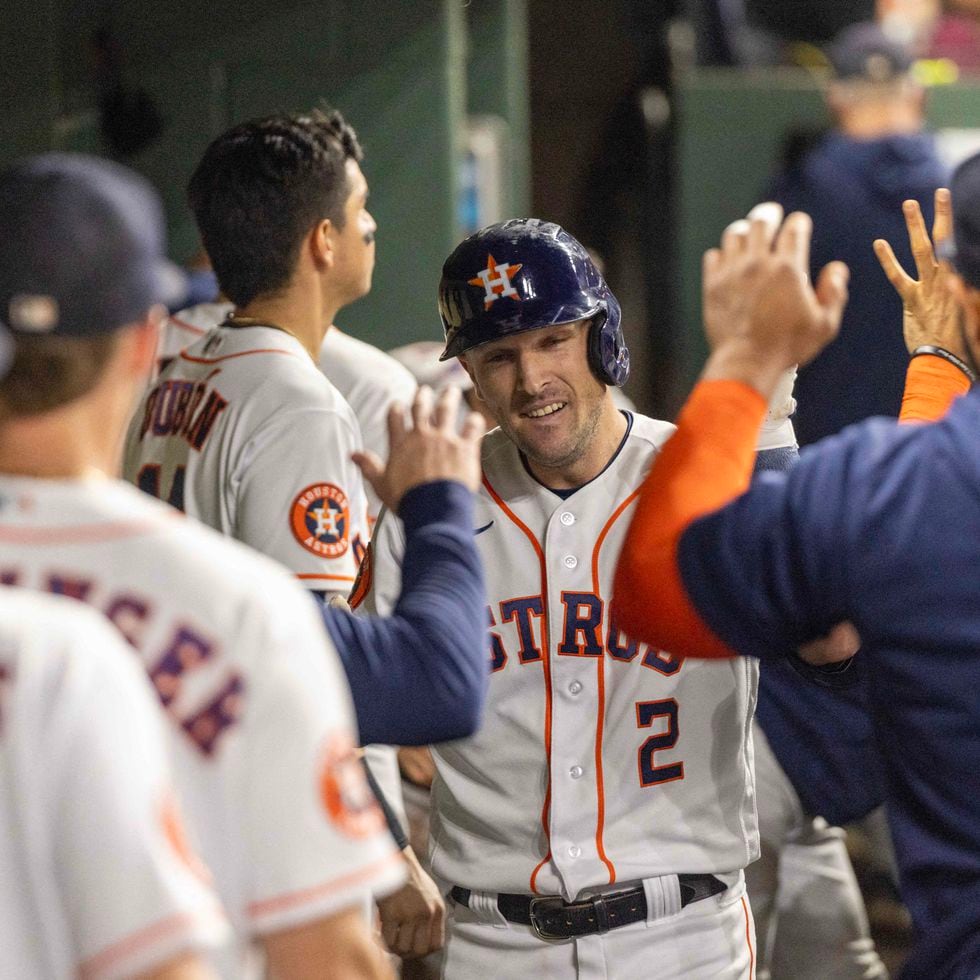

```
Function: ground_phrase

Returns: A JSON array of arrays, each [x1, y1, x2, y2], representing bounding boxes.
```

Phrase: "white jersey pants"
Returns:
[[748, 723, 886, 980], [442, 873, 755, 979]]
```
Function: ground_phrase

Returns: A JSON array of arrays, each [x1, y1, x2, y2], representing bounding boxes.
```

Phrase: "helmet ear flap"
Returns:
[[587, 307, 630, 386], [587, 312, 612, 385]]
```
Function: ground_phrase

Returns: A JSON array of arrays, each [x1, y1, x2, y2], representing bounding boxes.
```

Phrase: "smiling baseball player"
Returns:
[[0, 152, 404, 979], [0, 589, 226, 980], [360, 220, 759, 977]]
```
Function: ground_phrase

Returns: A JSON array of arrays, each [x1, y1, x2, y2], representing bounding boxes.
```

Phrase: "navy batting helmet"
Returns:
[[438, 219, 630, 387]]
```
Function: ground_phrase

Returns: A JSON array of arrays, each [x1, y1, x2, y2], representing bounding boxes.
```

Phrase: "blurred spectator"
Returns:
[[767, 21, 947, 443], [927, 6, 980, 73], [689, 0, 874, 66]]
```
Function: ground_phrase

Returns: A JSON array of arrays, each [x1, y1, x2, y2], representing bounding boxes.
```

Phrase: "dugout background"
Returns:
[[2, 0, 980, 416]]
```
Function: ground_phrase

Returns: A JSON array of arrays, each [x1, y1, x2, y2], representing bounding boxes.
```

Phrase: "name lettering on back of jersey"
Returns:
[[290, 483, 351, 558], [487, 591, 681, 676], [138, 377, 228, 451], [2, 567, 243, 756]]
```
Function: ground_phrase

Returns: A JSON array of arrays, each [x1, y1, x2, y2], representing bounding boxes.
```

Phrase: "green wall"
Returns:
[[674, 69, 980, 395], [0, 0, 530, 351]]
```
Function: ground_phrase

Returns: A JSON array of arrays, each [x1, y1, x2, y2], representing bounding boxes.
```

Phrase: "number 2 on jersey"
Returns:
[[636, 698, 684, 786], [138, 464, 186, 512]]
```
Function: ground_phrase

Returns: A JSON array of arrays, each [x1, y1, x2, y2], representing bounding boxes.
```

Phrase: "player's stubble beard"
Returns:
[[503, 380, 606, 475]]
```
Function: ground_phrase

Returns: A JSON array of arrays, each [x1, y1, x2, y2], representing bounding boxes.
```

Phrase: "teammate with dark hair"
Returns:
[[125, 109, 488, 750]]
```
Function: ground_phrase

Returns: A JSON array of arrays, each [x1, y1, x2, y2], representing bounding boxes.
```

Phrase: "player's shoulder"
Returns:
[[96, 481, 319, 613], [625, 411, 676, 452], [320, 330, 417, 405], [165, 301, 232, 337], [0, 587, 109, 644], [181, 326, 359, 426], [0, 588, 139, 690], [478, 425, 521, 480], [480, 425, 515, 464]]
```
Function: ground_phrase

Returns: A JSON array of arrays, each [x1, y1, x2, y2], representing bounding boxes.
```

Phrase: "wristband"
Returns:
[[910, 346, 978, 384]]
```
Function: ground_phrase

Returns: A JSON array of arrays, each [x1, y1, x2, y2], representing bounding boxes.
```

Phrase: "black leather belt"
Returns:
[[450, 874, 727, 941]]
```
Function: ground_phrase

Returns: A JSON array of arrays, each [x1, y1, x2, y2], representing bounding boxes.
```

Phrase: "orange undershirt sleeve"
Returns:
[[899, 355, 972, 424], [613, 379, 767, 660]]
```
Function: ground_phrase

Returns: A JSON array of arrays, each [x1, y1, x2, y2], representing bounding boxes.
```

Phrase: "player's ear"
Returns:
[[310, 218, 335, 270], [124, 309, 162, 378]]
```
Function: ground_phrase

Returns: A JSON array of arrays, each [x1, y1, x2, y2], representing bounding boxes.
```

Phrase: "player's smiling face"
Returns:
[[462, 320, 621, 487]]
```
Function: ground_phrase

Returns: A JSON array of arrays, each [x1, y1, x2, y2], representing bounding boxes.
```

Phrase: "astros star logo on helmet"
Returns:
[[469, 254, 523, 310]]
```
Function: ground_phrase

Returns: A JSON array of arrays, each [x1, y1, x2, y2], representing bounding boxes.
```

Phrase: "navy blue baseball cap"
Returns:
[[827, 22, 913, 82], [939, 151, 980, 289], [0, 153, 184, 337]]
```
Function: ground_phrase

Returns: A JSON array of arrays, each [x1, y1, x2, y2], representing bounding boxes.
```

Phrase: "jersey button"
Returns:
[[568, 680, 583, 695], [569, 765, 584, 779], [560, 511, 575, 526], [563, 555, 578, 569], [568, 845, 582, 859]]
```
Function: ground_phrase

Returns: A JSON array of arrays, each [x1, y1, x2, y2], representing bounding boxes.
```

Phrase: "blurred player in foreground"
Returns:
[[614, 167, 980, 978], [0, 152, 406, 979], [361, 219, 787, 977], [0, 590, 225, 980], [0, 313, 222, 979]]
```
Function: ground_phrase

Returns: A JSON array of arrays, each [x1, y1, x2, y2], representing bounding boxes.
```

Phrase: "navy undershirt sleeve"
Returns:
[[320, 480, 488, 746], [754, 447, 857, 687]]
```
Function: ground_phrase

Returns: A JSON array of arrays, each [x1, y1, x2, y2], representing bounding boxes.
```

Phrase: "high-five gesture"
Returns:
[[352, 385, 486, 513], [702, 203, 849, 398], [873, 189, 966, 358]]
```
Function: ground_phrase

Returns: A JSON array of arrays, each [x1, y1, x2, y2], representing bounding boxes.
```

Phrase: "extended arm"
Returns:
[[613, 205, 849, 657], [322, 387, 488, 746]]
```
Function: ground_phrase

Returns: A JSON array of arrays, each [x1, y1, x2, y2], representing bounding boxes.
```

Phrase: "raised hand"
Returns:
[[352, 385, 486, 514], [702, 203, 849, 398], [873, 189, 965, 357]]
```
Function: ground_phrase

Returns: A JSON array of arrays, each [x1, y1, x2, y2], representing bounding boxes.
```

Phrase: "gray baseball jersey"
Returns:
[[0, 475, 402, 974], [124, 323, 370, 594], [0, 589, 225, 979], [364, 415, 760, 899]]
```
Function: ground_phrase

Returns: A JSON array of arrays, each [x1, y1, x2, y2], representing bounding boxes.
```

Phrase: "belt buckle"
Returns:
[[527, 895, 569, 941]]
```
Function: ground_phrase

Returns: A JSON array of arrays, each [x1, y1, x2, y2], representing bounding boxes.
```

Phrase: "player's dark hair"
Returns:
[[187, 108, 363, 307], [0, 334, 119, 421]]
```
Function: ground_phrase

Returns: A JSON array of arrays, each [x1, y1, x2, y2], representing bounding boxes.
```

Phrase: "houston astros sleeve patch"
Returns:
[[290, 483, 351, 558]]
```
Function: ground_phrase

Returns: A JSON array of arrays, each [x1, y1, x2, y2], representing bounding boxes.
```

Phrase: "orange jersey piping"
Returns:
[[742, 895, 755, 978], [481, 472, 553, 894], [588, 487, 641, 885], [79, 904, 223, 979], [0, 520, 166, 545], [246, 849, 402, 920], [179, 348, 301, 366], [169, 315, 208, 336]]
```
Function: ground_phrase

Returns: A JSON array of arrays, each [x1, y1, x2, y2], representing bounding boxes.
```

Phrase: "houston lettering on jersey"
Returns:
[[1, 567, 242, 756], [138, 376, 228, 451], [487, 591, 681, 676]]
